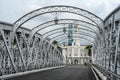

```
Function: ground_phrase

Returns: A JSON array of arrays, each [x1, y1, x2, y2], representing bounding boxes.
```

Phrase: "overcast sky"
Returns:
[[0, 0, 120, 23], [0, 0, 120, 45]]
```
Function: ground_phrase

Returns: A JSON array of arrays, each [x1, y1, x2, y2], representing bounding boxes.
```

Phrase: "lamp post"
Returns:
[[54, 12, 59, 24], [54, 17, 58, 24], [63, 27, 66, 33]]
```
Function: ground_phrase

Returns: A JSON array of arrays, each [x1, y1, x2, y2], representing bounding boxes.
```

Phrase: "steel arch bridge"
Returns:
[[0, 5, 120, 80]]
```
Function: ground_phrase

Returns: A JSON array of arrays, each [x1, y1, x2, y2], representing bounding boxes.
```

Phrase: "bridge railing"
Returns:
[[0, 23, 64, 77], [90, 63, 120, 80]]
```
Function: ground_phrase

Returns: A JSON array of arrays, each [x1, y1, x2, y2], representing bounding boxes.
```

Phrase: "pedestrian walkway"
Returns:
[[10, 66, 96, 80]]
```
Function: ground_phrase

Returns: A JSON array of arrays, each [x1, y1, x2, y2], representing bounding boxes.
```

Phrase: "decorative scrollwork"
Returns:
[[0, 40, 4, 50], [12, 5, 103, 42], [28, 19, 99, 43]]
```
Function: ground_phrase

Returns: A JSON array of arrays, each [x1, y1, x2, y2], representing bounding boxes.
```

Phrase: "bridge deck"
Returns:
[[9, 66, 96, 80]]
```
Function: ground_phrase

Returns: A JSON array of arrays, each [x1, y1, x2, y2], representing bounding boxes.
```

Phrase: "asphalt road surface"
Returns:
[[10, 66, 96, 80]]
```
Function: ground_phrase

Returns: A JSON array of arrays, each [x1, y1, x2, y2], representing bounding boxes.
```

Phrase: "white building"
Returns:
[[62, 23, 90, 65], [62, 43, 90, 65]]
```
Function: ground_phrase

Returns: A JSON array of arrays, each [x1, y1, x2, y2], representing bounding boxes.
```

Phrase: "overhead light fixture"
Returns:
[[54, 12, 59, 24], [54, 17, 58, 24]]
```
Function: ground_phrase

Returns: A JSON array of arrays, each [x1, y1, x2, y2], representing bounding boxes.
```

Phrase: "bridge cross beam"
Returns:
[[0, 29, 17, 72]]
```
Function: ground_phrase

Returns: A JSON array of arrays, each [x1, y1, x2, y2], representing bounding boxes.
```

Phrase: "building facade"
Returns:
[[61, 23, 90, 65], [62, 42, 90, 65], [65, 44, 90, 65]]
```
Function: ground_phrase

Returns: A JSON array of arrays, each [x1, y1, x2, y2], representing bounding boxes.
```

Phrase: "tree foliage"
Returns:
[[52, 40, 58, 45], [52, 40, 62, 51], [85, 45, 93, 56]]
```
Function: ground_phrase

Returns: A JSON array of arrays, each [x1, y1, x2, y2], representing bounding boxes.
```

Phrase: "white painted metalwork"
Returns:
[[12, 5, 103, 41], [0, 5, 120, 80], [0, 22, 63, 76], [92, 5, 120, 80]]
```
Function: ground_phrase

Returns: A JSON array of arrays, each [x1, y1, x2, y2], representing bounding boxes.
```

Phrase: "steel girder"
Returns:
[[42, 26, 98, 36], [44, 28, 97, 38], [48, 32, 98, 47], [27, 19, 99, 46], [59, 38, 93, 45], [29, 19, 100, 41], [49, 33, 94, 43], [0, 28, 63, 76], [48, 34, 96, 48], [53, 33, 94, 43], [0, 29, 17, 72], [47, 31, 95, 40], [53, 35, 98, 48], [12, 5, 103, 42], [54, 36, 94, 44], [27, 19, 100, 45], [92, 6, 120, 79]]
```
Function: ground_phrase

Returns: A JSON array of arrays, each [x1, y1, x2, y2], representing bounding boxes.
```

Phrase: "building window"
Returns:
[[69, 53, 71, 56], [74, 48, 78, 56], [81, 53, 82, 56], [80, 49, 83, 52]]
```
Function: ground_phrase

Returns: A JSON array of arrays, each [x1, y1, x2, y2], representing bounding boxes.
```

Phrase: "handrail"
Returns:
[[90, 63, 120, 80]]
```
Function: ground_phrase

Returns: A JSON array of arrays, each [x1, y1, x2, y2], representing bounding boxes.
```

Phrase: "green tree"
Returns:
[[52, 40, 58, 45], [52, 40, 62, 51], [85, 45, 93, 56]]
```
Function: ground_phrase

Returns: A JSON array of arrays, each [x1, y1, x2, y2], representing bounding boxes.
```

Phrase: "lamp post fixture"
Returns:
[[54, 12, 59, 24], [63, 27, 66, 33], [54, 17, 58, 24]]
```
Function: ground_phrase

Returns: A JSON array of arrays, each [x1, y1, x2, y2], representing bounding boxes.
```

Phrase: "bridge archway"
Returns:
[[12, 5, 103, 42], [1, 4, 120, 80], [26, 19, 100, 45], [42, 28, 97, 39], [53, 36, 94, 44], [59, 38, 93, 45], [42, 26, 98, 36], [49, 33, 95, 44], [30, 19, 99, 39], [0, 5, 105, 76]]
